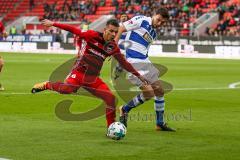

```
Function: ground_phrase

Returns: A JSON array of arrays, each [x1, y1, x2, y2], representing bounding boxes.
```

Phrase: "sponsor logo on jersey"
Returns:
[[88, 48, 105, 59], [143, 32, 153, 43], [135, 16, 144, 20], [105, 42, 115, 53], [128, 20, 133, 24]]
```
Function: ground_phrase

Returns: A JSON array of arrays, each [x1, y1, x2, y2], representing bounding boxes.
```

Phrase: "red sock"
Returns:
[[93, 86, 116, 127], [46, 81, 78, 94], [106, 107, 116, 127]]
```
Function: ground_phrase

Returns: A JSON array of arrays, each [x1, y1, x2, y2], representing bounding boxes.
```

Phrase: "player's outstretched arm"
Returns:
[[114, 16, 143, 43], [113, 53, 148, 85], [41, 19, 54, 27], [41, 19, 82, 35], [114, 25, 126, 43]]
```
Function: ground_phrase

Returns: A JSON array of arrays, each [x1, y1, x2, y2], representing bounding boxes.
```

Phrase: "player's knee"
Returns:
[[143, 90, 155, 100], [152, 84, 164, 97], [155, 88, 164, 97], [109, 93, 116, 105], [141, 85, 155, 100]]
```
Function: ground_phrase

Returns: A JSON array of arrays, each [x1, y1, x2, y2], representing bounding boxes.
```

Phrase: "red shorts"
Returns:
[[63, 69, 116, 127], [64, 69, 111, 93]]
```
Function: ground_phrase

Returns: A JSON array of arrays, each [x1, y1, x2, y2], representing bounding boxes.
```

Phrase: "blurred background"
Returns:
[[0, 0, 239, 58], [0, 1, 240, 159]]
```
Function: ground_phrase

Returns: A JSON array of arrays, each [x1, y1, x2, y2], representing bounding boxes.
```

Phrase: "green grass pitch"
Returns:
[[0, 52, 240, 160]]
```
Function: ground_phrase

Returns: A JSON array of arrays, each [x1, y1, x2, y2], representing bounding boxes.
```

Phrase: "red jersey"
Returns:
[[53, 23, 140, 77]]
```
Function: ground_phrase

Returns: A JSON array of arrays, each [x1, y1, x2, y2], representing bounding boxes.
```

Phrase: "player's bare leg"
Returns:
[[151, 80, 175, 132]]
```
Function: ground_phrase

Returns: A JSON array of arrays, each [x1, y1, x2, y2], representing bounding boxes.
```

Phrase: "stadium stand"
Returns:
[[0, 0, 21, 19], [206, 0, 240, 36], [113, 0, 239, 37], [3, 0, 33, 22], [0, 0, 239, 36]]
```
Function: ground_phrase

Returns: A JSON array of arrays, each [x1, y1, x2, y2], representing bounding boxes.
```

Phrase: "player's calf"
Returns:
[[103, 93, 116, 127], [32, 81, 79, 94], [140, 85, 155, 100], [151, 80, 165, 97], [119, 105, 128, 128]]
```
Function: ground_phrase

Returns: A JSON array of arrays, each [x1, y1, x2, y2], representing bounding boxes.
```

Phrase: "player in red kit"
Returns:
[[0, 20, 5, 37], [0, 20, 5, 90], [31, 19, 148, 134], [0, 20, 7, 41]]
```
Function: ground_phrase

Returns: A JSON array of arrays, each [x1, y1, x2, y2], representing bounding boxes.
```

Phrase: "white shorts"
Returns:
[[127, 62, 160, 87]]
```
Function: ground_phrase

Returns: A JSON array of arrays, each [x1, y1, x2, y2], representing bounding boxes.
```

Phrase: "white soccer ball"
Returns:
[[107, 122, 127, 140]]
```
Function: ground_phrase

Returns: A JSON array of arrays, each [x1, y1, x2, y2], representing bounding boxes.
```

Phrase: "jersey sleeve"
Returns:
[[123, 16, 146, 31], [53, 22, 82, 36], [113, 51, 140, 77], [0, 22, 4, 33]]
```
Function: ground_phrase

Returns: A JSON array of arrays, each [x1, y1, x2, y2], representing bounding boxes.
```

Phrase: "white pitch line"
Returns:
[[173, 87, 239, 91], [229, 81, 240, 88], [130, 87, 240, 91], [0, 87, 239, 95], [5, 59, 51, 62], [0, 158, 11, 160], [0, 92, 32, 95], [0, 92, 52, 95]]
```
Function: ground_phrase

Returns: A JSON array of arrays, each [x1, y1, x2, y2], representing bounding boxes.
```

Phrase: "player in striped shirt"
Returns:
[[31, 19, 148, 133], [115, 8, 175, 131], [114, 13, 129, 79]]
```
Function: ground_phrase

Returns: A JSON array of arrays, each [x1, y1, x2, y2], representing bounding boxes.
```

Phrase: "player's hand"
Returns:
[[114, 65, 123, 80], [138, 75, 149, 85], [41, 19, 54, 27], [114, 37, 119, 43]]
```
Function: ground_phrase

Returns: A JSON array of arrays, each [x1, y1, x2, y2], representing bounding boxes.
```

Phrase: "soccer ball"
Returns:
[[107, 122, 127, 140]]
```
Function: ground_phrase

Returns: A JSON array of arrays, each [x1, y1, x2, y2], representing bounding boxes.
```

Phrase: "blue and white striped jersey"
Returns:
[[120, 15, 157, 63], [118, 22, 127, 55]]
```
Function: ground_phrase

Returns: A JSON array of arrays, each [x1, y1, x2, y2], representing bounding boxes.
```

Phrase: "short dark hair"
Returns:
[[156, 8, 169, 19], [106, 19, 119, 27], [120, 13, 128, 16]]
